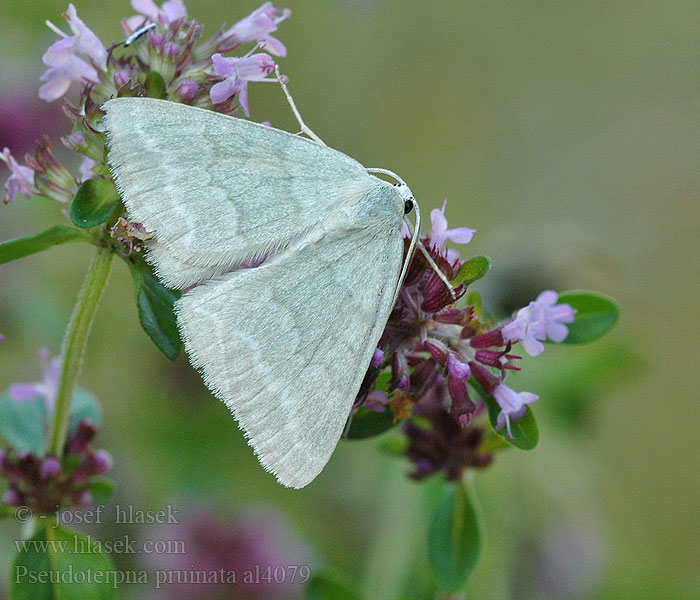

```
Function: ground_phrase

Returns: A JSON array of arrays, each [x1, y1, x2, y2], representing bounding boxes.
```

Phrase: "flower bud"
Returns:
[[40, 457, 62, 480], [424, 339, 449, 364], [470, 328, 505, 349], [446, 352, 470, 380], [176, 79, 199, 102], [370, 348, 384, 367], [468, 361, 500, 395], [68, 420, 98, 455], [93, 450, 113, 475], [76, 490, 93, 507], [114, 70, 131, 88]]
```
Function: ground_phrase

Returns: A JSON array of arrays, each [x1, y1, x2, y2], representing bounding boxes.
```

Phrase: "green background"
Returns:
[[0, 1, 698, 598]]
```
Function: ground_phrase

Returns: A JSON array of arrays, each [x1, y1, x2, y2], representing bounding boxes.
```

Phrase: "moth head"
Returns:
[[394, 182, 415, 214], [365, 168, 415, 215]]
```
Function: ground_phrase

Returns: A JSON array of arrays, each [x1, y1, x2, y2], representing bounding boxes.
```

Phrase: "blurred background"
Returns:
[[0, 1, 698, 598]]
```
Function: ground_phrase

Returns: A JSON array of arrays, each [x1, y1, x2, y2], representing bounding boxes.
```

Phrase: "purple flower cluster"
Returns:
[[1, 421, 112, 514], [355, 201, 577, 480], [1, 348, 112, 513], [1, 0, 290, 204]]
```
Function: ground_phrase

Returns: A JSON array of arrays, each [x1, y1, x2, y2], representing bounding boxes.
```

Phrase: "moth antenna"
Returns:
[[123, 23, 156, 47], [273, 64, 326, 146], [390, 202, 420, 309]]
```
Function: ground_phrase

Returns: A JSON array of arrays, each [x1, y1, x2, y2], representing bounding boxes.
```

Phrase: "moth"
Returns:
[[103, 86, 450, 488]]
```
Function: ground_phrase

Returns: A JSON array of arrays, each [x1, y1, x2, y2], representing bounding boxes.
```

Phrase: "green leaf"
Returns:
[[305, 567, 365, 600], [454, 256, 491, 286], [68, 388, 102, 434], [10, 524, 117, 600], [346, 407, 395, 440], [9, 527, 52, 600], [145, 70, 167, 99], [428, 480, 483, 593], [0, 226, 89, 265], [69, 179, 121, 229], [89, 477, 115, 504], [0, 394, 47, 454], [471, 381, 539, 450], [128, 264, 182, 360], [558, 290, 619, 344]]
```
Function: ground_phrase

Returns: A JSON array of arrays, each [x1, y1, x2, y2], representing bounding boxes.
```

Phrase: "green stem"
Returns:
[[47, 244, 113, 457]]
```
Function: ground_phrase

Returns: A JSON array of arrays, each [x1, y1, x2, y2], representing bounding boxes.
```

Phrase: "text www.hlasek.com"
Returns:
[[14, 534, 185, 556]]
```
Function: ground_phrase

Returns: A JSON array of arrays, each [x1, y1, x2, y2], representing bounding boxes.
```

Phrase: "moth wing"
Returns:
[[176, 184, 404, 488], [103, 97, 369, 288]]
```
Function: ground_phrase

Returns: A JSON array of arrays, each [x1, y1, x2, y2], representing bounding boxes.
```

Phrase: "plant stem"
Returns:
[[47, 244, 113, 457]]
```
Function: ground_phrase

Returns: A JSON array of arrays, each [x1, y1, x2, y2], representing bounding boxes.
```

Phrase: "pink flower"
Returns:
[[78, 156, 98, 182], [8, 348, 61, 413], [127, 0, 187, 28], [0, 148, 35, 204], [446, 352, 471, 380], [221, 2, 291, 57], [501, 290, 577, 356], [370, 347, 384, 367], [210, 52, 276, 116], [40, 4, 107, 101], [430, 199, 475, 263], [493, 383, 538, 439]]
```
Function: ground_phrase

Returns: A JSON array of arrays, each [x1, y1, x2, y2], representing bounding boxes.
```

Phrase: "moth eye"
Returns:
[[404, 199, 414, 214]]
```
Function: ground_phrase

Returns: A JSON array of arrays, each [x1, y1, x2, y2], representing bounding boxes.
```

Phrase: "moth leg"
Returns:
[[274, 64, 326, 147]]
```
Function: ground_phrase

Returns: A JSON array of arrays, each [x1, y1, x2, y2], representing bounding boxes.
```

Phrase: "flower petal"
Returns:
[[430, 207, 448, 248], [211, 53, 236, 77], [42, 37, 76, 67], [521, 336, 545, 356], [545, 321, 569, 343], [8, 384, 44, 401], [536, 289, 559, 306], [446, 226, 476, 244], [261, 35, 287, 57], [209, 78, 237, 104]]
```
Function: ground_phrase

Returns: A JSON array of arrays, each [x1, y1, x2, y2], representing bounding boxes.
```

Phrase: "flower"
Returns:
[[0, 148, 35, 204], [0, 420, 112, 513], [8, 348, 61, 413], [430, 199, 475, 261], [40, 4, 107, 101], [370, 348, 384, 367], [502, 290, 577, 356], [220, 2, 291, 56], [78, 156, 98, 182], [127, 0, 187, 28], [446, 352, 471, 380], [402, 402, 492, 480], [492, 383, 539, 439], [23, 136, 76, 203], [210, 52, 276, 116]]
